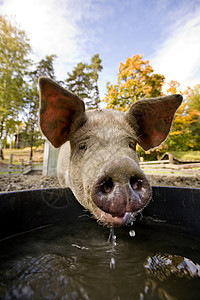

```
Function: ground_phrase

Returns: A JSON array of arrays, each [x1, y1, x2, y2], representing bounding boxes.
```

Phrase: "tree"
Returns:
[[187, 84, 200, 112], [65, 54, 103, 109], [30, 54, 56, 80], [162, 82, 200, 152], [0, 15, 31, 159], [66, 62, 91, 103], [87, 54, 103, 108], [22, 55, 57, 161], [185, 84, 200, 150], [165, 102, 197, 151], [103, 54, 165, 111]]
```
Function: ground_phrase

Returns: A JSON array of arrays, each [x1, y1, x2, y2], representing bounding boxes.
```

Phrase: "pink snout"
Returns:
[[91, 158, 152, 219]]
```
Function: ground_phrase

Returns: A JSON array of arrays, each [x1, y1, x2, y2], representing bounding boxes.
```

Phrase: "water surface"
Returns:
[[0, 221, 200, 300]]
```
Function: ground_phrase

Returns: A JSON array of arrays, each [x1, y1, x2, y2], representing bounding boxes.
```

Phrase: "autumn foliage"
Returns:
[[166, 84, 200, 151], [103, 55, 200, 153], [103, 54, 165, 111]]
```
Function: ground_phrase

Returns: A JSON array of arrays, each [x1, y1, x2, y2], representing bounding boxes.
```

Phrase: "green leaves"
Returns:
[[0, 15, 31, 150], [0, 15, 57, 157], [65, 54, 103, 109]]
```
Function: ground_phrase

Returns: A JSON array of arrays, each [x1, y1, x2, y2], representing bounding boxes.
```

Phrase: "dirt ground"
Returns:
[[0, 174, 60, 192], [0, 172, 199, 193]]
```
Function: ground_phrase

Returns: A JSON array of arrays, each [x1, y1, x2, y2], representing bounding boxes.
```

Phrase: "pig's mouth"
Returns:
[[91, 176, 152, 226], [95, 207, 138, 226], [90, 157, 152, 226]]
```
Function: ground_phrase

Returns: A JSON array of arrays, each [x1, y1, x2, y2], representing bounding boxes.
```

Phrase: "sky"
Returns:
[[1, 0, 200, 99]]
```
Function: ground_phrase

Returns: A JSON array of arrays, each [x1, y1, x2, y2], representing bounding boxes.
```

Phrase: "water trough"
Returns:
[[0, 186, 200, 299]]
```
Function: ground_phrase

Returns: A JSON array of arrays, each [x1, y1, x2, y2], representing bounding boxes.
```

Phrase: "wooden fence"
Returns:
[[140, 160, 200, 176], [0, 154, 42, 175], [1, 153, 200, 177]]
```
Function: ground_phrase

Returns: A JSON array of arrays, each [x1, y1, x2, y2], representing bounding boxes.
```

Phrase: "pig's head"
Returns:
[[39, 77, 182, 226]]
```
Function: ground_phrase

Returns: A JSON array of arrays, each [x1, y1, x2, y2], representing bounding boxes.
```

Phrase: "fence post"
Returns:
[[8, 154, 13, 174], [169, 153, 174, 164], [21, 159, 24, 173], [43, 140, 60, 176]]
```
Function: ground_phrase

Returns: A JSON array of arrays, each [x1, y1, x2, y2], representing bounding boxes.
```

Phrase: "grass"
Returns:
[[0, 171, 20, 175], [1, 146, 44, 164], [170, 151, 200, 161]]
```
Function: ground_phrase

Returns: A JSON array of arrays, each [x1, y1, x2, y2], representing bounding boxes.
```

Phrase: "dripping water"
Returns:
[[107, 226, 117, 269], [129, 229, 136, 237]]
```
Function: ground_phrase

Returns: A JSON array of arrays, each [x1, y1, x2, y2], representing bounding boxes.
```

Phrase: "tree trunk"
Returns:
[[0, 139, 4, 160], [30, 132, 34, 162], [0, 121, 4, 160], [30, 145, 33, 163], [4, 134, 7, 149]]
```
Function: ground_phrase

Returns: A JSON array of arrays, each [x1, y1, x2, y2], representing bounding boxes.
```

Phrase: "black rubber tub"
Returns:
[[0, 186, 200, 300], [0, 186, 200, 239]]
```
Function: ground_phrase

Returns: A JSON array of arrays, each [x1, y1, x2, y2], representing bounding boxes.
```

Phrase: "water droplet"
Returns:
[[107, 226, 115, 243], [139, 292, 144, 300], [129, 229, 136, 237], [110, 257, 115, 269]]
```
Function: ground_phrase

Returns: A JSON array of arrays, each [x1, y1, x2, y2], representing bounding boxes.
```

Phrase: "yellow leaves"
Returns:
[[118, 54, 151, 82], [166, 80, 180, 95], [143, 85, 153, 96], [103, 54, 165, 111], [169, 130, 184, 136]]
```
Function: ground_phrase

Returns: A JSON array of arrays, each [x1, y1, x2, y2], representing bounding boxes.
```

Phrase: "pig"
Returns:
[[39, 77, 182, 226]]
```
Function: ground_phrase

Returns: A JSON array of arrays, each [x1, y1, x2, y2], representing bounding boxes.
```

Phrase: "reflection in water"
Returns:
[[139, 253, 200, 300], [144, 253, 200, 281], [140, 278, 179, 300]]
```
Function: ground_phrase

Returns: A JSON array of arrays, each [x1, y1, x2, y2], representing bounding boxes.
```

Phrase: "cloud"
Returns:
[[151, 8, 200, 91], [1, 0, 114, 81], [1, 0, 79, 60], [2, 0, 200, 96], [1, 0, 104, 79]]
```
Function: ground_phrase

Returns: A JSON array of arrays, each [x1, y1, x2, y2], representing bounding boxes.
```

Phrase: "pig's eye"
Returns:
[[129, 143, 135, 150], [79, 143, 87, 151]]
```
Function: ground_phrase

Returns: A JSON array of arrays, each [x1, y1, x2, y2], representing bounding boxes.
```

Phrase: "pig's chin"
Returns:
[[95, 207, 137, 226]]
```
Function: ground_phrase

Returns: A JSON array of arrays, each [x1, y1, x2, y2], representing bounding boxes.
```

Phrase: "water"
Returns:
[[129, 229, 136, 237], [108, 226, 117, 269], [0, 221, 200, 300]]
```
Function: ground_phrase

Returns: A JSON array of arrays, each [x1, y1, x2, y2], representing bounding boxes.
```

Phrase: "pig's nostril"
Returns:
[[130, 176, 142, 190], [100, 177, 113, 194]]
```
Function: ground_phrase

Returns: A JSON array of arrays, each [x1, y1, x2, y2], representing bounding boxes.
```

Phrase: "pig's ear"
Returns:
[[39, 77, 86, 148], [126, 94, 183, 151]]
